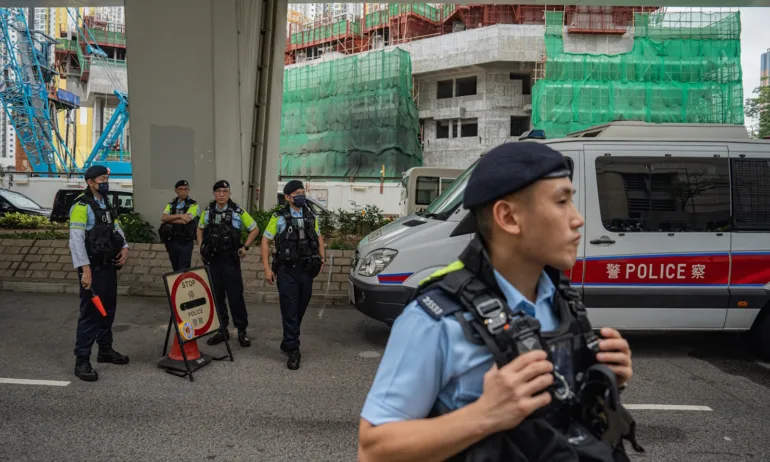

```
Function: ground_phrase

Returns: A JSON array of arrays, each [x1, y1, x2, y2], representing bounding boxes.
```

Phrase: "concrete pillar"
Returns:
[[124, 0, 287, 223]]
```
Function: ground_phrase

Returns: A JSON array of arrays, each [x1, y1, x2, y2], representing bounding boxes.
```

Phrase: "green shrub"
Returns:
[[0, 212, 52, 229], [0, 230, 68, 240], [117, 212, 157, 243]]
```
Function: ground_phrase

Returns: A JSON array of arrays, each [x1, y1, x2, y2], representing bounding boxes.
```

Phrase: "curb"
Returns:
[[1, 280, 351, 305]]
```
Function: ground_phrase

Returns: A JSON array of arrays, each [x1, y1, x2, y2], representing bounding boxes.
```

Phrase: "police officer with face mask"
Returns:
[[197, 180, 260, 348], [69, 165, 130, 382], [261, 180, 325, 370], [357, 143, 643, 461], [159, 180, 199, 272]]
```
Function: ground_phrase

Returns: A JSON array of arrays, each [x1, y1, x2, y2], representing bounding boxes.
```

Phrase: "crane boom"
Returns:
[[0, 7, 77, 173]]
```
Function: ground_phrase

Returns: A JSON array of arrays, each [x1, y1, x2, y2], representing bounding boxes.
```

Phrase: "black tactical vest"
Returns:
[[77, 194, 125, 269], [273, 205, 320, 272], [201, 200, 242, 258], [159, 197, 197, 242], [411, 237, 643, 462]]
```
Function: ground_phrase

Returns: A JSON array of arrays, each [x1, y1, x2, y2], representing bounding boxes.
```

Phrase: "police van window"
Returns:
[[595, 157, 730, 232], [425, 159, 478, 218], [731, 158, 770, 230], [416, 176, 440, 205]]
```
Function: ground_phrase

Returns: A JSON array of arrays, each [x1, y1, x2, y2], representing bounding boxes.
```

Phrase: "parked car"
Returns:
[[0, 188, 52, 218], [50, 189, 134, 223]]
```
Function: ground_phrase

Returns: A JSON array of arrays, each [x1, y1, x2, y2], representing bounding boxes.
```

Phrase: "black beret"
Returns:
[[213, 180, 230, 191], [283, 180, 304, 195], [463, 142, 571, 210], [84, 165, 109, 180], [175, 180, 189, 188]]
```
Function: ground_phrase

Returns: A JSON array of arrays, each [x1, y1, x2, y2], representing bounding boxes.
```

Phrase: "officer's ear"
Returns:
[[491, 191, 529, 237]]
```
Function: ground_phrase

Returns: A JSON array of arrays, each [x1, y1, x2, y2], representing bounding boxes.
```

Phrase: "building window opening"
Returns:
[[510, 73, 531, 95], [437, 80, 453, 99], [461, 119, 478, 137], [455, 76, 477, 97], [510, 116, 530, 137], [437, 121, 450, 139]]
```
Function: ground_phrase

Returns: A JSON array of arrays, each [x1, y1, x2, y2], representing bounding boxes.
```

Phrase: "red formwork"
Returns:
[[565, 6, 660, 34]]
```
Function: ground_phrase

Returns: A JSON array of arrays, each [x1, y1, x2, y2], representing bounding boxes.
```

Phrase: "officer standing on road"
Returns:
[[357, 143, 643, 461], [69, 165, 130, 382], [197, 180, 259, 348], [159, 180, 199, 272], [261, 180, 325, 370]]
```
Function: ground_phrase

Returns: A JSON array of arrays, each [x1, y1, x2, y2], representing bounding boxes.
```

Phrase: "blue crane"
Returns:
[[0, 7, 78, 174], [67, 8, 131, 176]]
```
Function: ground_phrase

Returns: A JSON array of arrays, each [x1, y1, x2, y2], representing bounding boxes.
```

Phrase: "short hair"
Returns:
[[472, 188, 533, 242]]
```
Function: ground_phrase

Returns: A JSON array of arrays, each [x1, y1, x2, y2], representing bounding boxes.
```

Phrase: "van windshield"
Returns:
[[421, 159, 478, 219]]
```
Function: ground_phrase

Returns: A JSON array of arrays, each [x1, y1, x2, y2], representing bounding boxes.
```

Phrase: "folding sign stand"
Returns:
[[157, 266, 234, 382]]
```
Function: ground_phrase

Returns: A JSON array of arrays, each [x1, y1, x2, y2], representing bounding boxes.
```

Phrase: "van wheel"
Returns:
[[747, 306, 770, 361]]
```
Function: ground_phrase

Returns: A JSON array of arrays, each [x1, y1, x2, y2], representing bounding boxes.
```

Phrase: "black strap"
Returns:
[[557, 279, 600, 353]]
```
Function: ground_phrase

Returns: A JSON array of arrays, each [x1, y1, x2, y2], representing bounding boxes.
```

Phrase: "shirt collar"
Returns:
[[492, 269, 555, 314], [215, 203, 228, 212]]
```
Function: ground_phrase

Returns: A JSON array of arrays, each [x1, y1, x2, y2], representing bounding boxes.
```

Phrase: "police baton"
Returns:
[[88, 289, 107, 317]]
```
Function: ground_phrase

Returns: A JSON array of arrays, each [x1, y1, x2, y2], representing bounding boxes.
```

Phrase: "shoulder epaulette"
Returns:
[[416, 288, 463, 320]]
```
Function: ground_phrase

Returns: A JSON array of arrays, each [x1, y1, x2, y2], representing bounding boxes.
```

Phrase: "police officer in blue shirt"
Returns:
[[358, 143, 641, 461], [197, 180, 260, 347], [69, 165, 130, 382]]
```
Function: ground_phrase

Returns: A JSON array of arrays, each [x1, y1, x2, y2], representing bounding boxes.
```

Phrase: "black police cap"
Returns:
[[283, 180, 304, 195], [175, 180, 189, 189], [463, 142, 571, 210], [213, 180, 230, 191], [84, 165, 109, 180]]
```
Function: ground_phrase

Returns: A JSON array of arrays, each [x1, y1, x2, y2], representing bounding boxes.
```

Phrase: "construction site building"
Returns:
[[280, 5, 744, 215]]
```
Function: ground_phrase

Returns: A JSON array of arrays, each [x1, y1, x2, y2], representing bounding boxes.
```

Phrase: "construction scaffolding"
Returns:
[[285, 4, 576, 65], [280, 48, 422, 179], [531, 9, 744, 138]]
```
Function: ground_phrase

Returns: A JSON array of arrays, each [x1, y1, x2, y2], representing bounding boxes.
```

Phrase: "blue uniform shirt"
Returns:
[[197, 203, 257, 232], [263, 207, 319, 240], [360, 269, 558, 426]]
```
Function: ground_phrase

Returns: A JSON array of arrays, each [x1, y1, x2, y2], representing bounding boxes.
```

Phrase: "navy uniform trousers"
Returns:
[[209, 252, 249, 330], [276, 264, 313, 352], [75, 266, 118, 358], [166, 240, 194, 272]]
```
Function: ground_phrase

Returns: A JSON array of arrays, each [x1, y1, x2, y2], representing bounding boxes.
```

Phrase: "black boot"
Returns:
[[74, 357, 98, 382], [207, 329, 229, 345], [97, 345, 130, 365], [238, 330, 251, 347], [287, 350, 301, 370]]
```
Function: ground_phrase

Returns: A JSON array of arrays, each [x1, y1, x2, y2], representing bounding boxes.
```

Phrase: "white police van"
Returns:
[[349, 122, 770, 359]]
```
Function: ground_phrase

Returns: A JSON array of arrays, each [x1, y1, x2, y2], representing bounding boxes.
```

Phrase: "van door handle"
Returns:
[[589, 236, 616, 245]]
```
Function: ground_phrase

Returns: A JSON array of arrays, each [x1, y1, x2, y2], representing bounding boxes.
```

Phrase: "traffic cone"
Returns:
[[168, 335, 201, 361]]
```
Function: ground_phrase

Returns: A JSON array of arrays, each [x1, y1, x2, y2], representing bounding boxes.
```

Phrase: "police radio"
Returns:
[[472, 297, 572, 402]]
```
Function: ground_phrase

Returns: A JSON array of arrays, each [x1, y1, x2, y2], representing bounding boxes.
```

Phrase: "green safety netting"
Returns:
[[290, 20, 362, 46], [280, 48, 423, 178], [532, 10, 744, 138]]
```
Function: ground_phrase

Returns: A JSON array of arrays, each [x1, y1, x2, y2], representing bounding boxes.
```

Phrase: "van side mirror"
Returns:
[[450, 211, 476, 237]]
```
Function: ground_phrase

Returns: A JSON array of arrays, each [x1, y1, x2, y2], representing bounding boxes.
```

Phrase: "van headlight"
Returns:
[[358, 249, 398, 277]]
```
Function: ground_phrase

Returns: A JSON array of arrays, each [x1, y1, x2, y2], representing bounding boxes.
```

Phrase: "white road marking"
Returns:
[[624, 404, 712, 411], [0, 378, 70, 387], [757, 361, 770, 370], [359, 351, 381, 358], [724, 437, 732, 441]]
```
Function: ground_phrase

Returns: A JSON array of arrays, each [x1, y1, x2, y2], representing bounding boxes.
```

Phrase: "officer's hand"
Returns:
[[265, 269, 275, 285], [475, 350, 554, 433], [596, 327, 632, 387], [80, 269, 92, 290], [238, 247, 247, 258], [115, 248, 129, 266]]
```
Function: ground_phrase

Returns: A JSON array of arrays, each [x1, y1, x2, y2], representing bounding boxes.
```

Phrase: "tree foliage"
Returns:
[[745, 82, 770, 139]]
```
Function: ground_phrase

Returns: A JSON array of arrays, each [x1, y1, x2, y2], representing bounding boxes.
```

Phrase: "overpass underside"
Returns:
[[123, 0, 287, 219]]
